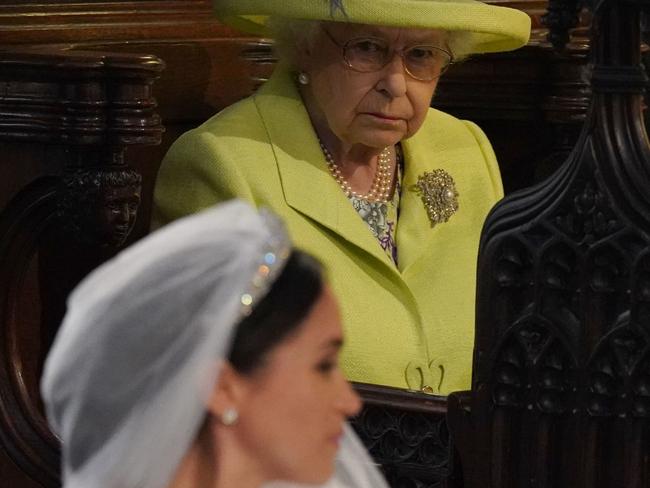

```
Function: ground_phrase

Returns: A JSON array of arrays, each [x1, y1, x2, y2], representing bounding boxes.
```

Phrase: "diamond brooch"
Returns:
[[411, 169, 459, 228]]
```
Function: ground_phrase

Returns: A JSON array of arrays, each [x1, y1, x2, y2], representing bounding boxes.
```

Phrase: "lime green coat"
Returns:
[[153, 67, 503, 394]]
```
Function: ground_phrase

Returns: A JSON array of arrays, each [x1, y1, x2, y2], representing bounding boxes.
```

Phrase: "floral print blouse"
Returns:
[[348, 152, 403, 266]]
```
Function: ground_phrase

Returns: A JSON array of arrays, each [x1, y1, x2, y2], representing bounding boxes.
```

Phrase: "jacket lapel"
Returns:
[[397, 113, 461, 273], [252, 67, 398, 273]]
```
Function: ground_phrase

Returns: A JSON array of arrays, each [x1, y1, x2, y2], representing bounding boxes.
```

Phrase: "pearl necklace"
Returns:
[[320, 142, 393, 203]]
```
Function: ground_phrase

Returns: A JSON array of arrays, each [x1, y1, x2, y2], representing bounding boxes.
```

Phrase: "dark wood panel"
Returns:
[[0, 1, 234, 44], [448, 1, 650, 486], [0, 48, 165, 487], [353, 384, 452, 488]]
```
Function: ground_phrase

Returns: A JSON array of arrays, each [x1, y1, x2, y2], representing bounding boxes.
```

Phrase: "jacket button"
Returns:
[[421, 385, 434, 394]]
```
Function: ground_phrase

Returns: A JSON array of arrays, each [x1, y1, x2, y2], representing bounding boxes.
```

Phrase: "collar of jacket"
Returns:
[[251, 65, 449, 275]]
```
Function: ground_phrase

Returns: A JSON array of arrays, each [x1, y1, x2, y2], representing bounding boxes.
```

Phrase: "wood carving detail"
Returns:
[[492, 319, 576, 414], [0, 50, 164, 146], [542, 0, 584, 50], [353, 407, 450, 485], [449, 1, 650, 486], [352, 384, 452, 488], [0, 179, 61, 488], [588, 321, 650, 417], [0, 49, 163, 487], [59, 167, 142, 248], [551, 177, 622, 243]]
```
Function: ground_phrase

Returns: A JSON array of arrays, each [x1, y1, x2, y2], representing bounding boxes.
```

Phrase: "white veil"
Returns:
[[41, 200, 388, 488]]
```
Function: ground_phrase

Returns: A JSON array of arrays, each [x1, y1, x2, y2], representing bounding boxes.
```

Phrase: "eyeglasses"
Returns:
[[322, 28, 453, 82]]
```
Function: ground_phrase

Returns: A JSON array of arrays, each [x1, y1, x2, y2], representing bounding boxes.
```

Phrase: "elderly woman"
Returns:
[[41, 201, 388, 488], [154, 0, 530, 394]]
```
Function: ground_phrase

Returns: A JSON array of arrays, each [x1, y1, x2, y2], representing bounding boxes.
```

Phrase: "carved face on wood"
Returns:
[[98, 183, 141, 247], [60, 169, 142, 248]]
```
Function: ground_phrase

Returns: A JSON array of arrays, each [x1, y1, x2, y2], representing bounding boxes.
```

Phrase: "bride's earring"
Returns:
[[221, 407, 239, 426], [298, 72, 310, 85]]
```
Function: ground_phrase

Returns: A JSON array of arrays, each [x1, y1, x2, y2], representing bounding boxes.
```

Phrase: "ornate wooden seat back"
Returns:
[[448, 1, 650, 486]]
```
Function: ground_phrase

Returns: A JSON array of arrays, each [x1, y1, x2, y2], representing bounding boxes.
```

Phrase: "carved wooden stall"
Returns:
[[0, 49, 164, 488], [448, 0, 650, 486], [0, 1, 610, 487]]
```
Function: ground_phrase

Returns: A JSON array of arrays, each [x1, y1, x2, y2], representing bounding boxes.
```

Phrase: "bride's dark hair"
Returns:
[[228, 250, 324, 374]]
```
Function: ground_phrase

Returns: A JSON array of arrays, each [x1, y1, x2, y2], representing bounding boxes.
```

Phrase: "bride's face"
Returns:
[[233, 287, 361, 484]]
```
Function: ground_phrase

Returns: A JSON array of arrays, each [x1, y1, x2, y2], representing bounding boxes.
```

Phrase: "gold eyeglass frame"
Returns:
[[321, 27, 454, 82]]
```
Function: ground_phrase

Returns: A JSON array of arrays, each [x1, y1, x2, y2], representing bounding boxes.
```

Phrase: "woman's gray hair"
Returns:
[[267, 17, 323, 67], [266, 0, 345, 65], [447, 32, 475, 61]]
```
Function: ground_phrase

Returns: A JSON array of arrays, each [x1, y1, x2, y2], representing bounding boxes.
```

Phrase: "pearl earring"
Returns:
[[221, 407, 239, 426], [298, 72, 310, 85]]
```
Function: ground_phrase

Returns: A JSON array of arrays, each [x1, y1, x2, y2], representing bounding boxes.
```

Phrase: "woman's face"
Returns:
[[233, 287, 361, 484], [299, 22, 447, 150]]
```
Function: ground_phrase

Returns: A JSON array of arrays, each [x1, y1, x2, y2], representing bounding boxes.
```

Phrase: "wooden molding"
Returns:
[[0, 1, 243, 43]]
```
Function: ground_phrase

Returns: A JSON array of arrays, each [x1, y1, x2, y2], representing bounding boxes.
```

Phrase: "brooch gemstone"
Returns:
[[412, 169, 459, 227]]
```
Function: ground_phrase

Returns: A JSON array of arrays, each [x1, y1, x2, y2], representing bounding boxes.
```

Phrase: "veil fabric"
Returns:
[[41, 200, 388, 488]]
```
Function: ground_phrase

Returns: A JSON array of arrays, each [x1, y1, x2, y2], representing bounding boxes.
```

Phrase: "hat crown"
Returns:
[[214, 0, 531, 55]]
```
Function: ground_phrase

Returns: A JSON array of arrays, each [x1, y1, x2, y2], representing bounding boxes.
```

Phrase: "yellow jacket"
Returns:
[[153, 67, 503, 394]]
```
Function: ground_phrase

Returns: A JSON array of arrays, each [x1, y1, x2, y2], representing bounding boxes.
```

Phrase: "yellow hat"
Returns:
[[214, 0, 531, 54]]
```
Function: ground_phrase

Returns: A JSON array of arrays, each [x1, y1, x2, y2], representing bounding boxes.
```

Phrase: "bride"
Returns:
[[41, 201, 388, 488]]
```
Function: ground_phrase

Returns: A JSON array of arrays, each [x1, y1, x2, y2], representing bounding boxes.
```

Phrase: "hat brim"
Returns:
[[214, 0, 531, 55]]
